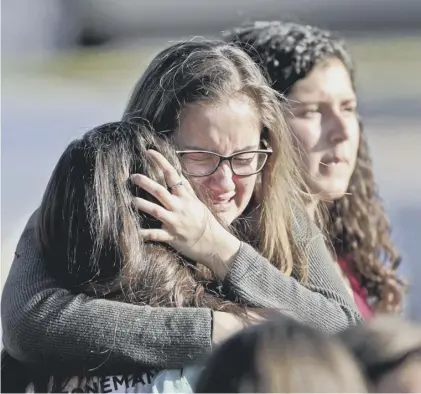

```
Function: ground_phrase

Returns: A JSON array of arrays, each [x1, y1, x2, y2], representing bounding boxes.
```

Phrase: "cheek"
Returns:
[[234, 176, 256, 198], [188, 177, 210, 195], [189, 177, 206, 188], [347, 122, 361, 167], [289, 120, 321, 172], [351, 126, 361, 158], [289, 119, 321, 154]]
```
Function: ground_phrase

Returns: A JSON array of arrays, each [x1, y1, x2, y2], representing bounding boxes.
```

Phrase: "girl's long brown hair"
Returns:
[[328, 124, 404, 312], [34, 121, 251, 392], [37, 121, 245, 314]]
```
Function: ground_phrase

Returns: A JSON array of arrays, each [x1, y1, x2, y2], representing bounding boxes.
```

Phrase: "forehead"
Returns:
[[175, 95, 262, 153], [288, 58, 356, 102]]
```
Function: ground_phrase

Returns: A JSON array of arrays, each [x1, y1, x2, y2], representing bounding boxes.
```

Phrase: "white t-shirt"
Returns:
[[26, 367, 202, 393]]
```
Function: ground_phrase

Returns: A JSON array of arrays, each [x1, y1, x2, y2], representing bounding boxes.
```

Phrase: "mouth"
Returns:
[[320, 156, 347, 167], [213, 196, 235, 204], [211, 195, 235, 208]]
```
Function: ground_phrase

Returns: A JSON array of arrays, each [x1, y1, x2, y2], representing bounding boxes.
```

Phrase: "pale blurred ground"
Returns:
[[1, 1, 421, 322]]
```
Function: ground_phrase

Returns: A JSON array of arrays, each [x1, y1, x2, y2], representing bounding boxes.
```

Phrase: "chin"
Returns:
[[217, 211, 236, 226], [315, 181, 350, 202], [321, 187, 349, 202], [219, 205, 247, 226], [324, 191, 347, 201]]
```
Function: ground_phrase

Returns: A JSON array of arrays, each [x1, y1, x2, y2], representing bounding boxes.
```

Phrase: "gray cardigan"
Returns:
[[1, 210, 361, 373]]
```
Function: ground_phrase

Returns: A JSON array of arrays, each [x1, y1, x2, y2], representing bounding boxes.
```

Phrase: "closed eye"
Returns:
[[234, 157, 254, 163], [341, 99, 357, 113], [301, 108, 321, 119], [233, 152, 256, 161], [343, 105, 357, 113]]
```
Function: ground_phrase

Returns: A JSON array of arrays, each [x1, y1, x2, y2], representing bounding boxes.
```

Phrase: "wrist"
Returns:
[[212, 311, 245, 346], [211, 231, 241, 280]]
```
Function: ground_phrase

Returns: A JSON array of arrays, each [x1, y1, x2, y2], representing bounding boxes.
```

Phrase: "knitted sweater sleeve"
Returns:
[[224, 213, 362, 332], [1, 212, 212, 373]]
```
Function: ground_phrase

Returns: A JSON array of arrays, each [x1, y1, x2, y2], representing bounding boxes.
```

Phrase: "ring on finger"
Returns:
[[169, 181, 184, 190]]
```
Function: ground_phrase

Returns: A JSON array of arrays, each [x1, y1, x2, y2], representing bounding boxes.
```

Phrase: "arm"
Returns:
[[1, 212, 212, 373], [129, 153, 361, 333], [223, 215, 362, 333]]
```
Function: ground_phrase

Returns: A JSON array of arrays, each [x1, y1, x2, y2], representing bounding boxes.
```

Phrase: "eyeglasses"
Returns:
[[176, 147, 272, 177]]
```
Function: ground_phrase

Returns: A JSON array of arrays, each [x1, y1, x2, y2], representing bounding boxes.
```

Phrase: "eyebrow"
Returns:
[[180, 144, 260, 153], [290, 97, 357, 106]]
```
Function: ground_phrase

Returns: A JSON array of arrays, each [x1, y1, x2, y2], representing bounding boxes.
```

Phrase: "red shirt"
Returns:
[[337, 257, 373, 319]]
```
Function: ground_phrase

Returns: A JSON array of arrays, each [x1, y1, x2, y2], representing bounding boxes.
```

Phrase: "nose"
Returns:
[[325, 110, 350, 143], [209, 161, 236, 192]]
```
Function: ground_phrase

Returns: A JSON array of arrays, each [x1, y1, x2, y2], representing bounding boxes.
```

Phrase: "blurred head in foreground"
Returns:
[[196, 316, 368, 393], [339, 315, 421, 393]]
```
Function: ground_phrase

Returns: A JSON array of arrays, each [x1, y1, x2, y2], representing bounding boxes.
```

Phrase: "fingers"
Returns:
[[141, 229, 173, 243], [131, 174, 177, 210], [147, 150, 188, 195], [133, 197, 173, 223], [180, 174, 195, 195]]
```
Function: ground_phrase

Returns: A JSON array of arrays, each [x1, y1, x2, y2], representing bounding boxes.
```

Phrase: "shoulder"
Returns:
[[291, 207, 322, 243], [21, 209, 40, 234]]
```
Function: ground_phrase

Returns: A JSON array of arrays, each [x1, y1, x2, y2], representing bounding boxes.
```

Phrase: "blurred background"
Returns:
[[2, 0, 421, 319]]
